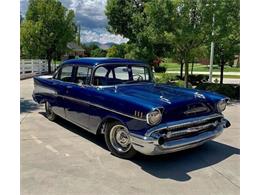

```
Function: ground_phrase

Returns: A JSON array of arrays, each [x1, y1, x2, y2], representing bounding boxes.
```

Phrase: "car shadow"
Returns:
[[132, 141, 239, 181], [40, 111, 239, 182], [39, 112, 107, 150], [20, 98, 41, 114]]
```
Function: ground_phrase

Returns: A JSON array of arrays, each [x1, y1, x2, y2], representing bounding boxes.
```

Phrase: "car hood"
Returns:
[[109, 83, 208, 105], [101, 83, 222, 121]]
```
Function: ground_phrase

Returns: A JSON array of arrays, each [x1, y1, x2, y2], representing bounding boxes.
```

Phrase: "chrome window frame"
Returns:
[[90, 63, 154, 87]]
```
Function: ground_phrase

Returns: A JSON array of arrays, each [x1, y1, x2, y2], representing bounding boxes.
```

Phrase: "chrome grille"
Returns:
[[149, 115, 223, 141]]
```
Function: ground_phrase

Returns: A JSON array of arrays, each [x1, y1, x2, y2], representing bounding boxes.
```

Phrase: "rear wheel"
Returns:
[[45, 101, 57, 121], [104, 121, 137, 159]]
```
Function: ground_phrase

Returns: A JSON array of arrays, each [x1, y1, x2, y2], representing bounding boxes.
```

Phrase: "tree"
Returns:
[[173, 1, 213, 87], [20, 0, 76, 73], [106, 44, 126, 58], [90, 48, 107, 57], [106, 0, 239, 87], [82, 43, 99, 56], [209, 0, 240, 84], [106, 0, 172, 65], [106, 0, 209, 87]]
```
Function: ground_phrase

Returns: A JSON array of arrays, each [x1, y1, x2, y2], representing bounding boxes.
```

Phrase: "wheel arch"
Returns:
[[96, 115, 128, 135]]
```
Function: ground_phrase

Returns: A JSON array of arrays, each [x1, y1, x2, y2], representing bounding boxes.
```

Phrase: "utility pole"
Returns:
[[77, 24, 81, 45], [208, 13, 215, 83]]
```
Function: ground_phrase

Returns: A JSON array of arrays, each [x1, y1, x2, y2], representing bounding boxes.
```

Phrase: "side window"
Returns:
[[132, 66, 150, 81], [75, 66, 92, 85], [114, 66, 129, 80], [59, 66, 73, 82]]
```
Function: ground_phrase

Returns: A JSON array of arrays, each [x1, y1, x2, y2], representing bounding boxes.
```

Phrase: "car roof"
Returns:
[[62, 57, 146, 67]]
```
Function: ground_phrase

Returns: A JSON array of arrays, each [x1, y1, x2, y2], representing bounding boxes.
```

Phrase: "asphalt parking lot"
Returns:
[[21, 78, 240, 195]]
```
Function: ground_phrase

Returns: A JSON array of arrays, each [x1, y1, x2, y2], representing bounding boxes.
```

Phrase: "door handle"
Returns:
[[65, 85, 73, 94], [66, 85, 73, 89]]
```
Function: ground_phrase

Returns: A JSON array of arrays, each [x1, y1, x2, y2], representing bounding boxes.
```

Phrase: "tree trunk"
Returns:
[[220, 58, 225, 84], [184, 61, 189, 88], [47, 58, 52, 74], [236, 54, 240, 68], [191, 58, 194, 75], [180, 61, 184, 79]]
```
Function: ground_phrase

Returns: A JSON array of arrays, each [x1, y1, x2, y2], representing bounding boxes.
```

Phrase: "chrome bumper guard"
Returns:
[[130, 114, 230, 155]]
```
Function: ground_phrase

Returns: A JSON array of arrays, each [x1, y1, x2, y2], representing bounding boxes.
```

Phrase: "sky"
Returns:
[[20, 0, 128, 44]]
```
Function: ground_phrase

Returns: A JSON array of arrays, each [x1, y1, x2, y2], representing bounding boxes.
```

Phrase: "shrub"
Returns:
[[154, 66, 166, 73], [169, 80, 192, 88], [155, 73, 177, 83], [196, 83, 240, 100], [188, 74, 209, 85], [175, 74, 209, 86], [155, 73, 192, 88]]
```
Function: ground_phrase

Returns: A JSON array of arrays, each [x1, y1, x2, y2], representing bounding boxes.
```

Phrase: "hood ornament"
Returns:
[[160, 96, 171, 104], [194, 92, 205, 99]]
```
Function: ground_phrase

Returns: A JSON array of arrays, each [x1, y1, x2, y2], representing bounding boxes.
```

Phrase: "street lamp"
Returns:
[[206, 3, 216, 83], [209, 13, 215, 83]]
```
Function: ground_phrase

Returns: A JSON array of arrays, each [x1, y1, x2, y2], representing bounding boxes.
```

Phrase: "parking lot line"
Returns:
[[45, 144, 59, 154], [30, 135, 43, 144]]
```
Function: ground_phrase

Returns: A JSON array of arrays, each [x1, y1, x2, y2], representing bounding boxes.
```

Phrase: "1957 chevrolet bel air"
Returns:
[[33, 58, 230, 159]]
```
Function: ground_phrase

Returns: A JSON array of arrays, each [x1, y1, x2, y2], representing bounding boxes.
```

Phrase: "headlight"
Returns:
[[146, 109, 162, 125], [217, 99, 227, 112]]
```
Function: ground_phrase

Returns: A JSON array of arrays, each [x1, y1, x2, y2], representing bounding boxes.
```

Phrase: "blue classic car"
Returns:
[[33, 58, 230, 159]]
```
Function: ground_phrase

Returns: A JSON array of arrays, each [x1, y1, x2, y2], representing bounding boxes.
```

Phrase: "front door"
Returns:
[[63, 66, 95, 132]]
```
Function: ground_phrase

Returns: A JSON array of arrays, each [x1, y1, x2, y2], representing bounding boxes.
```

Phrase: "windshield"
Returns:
[[93, 64, 153, 86]]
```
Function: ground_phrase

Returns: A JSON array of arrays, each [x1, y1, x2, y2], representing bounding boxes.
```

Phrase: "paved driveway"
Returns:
[[21, 78, 240, 195]]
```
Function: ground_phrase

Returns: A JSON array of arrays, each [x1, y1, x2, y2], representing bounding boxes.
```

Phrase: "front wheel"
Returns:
[[104, 122, 137, 159], [45, 101, 57, 121]]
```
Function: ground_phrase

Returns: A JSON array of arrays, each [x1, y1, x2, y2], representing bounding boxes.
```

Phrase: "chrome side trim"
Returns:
[[33, 84, 57, 95], [145, 113, 222, 136], [59, 95, 147, 121], [33, 84, 147, 121]]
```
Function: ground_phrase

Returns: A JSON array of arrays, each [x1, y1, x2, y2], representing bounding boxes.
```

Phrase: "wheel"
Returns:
[[45, 101, 57, 121], [104, 121, 137, 159]]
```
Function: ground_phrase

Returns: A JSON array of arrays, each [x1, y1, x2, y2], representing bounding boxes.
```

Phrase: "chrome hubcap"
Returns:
[[109, 125, 131, 153]]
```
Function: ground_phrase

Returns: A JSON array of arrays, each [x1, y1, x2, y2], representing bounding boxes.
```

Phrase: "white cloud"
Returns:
[[20, 0, 128, 44], [81, 29, 128, 44]]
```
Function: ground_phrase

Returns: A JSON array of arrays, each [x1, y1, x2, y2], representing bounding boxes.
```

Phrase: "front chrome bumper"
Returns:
[[130, 114, 230, 155]]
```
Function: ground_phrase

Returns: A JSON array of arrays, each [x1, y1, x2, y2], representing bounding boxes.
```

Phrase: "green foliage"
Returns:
[[154, 73, 177, 83], [90, 48, 107, 57], [155, 73, 192, 88], [172, 80, 192, 88], [20, 0, 76, 72], [81, 43, 107, 57], [154, 66, 166, 73], [106, 0, 172, 64], [81, 43, 99, 56], [196, 83, 240, 100], [106, 44, 126, 58], [210, 0, 240, 83], [106, 0, 240, 87]]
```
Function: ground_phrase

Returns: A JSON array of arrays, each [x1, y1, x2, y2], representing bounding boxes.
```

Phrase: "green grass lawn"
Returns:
[[154, 73, 240, 79], [161, 62, 240, 72]]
